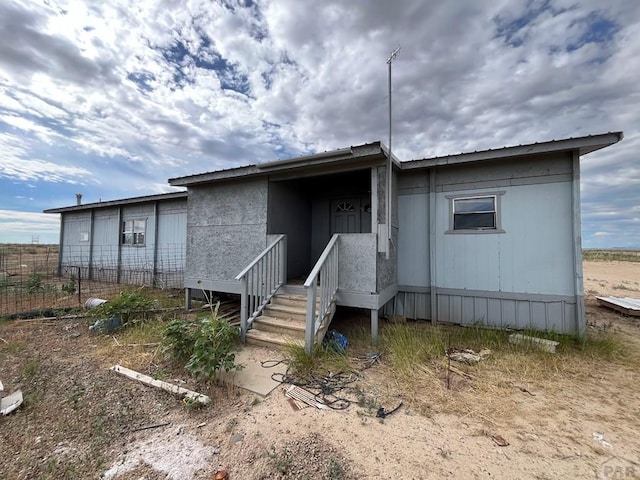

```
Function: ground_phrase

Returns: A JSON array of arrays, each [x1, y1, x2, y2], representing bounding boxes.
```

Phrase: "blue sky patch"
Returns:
[[127, 71, 155, 92]]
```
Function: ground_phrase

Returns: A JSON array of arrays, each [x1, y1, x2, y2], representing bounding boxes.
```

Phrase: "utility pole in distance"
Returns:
[[386, 46, 400, 260]]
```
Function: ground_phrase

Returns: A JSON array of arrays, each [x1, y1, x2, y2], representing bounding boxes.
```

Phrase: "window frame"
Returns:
[[445, 191, 505, 234], [121, 218, 147, 246]]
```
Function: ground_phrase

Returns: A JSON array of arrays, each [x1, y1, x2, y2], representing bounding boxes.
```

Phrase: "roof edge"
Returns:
[[44, 191, 187, 214], [402, 131, 623, 170]]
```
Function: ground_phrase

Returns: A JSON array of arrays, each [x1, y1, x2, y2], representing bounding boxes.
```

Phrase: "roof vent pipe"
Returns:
[[76, 193, 82, 205]]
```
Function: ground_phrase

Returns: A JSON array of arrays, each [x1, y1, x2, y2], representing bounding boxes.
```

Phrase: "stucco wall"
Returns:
[[375, 164, 398, 292], [338, 234, 376, 293], [186, 178, 268, 287]]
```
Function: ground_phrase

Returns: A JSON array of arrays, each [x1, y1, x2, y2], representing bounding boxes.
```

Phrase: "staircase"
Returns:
[[245, 286, 333, 350]]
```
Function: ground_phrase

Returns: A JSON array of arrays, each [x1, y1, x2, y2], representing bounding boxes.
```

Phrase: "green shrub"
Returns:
[[61, 274, 77, 295], [25, 273, 44, 293], [89, 290, 155, 324], [162, 307, 242, 380]]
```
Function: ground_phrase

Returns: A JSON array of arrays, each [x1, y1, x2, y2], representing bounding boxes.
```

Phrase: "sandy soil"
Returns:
[[584, 260, 640, 297], [1, 260, 639, 479]]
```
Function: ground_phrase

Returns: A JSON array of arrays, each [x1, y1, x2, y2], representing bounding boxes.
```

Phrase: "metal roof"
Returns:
[[596, 296, 640, 317], [402, 131, 623, 170], [169, 142, 387, 187], [43, 191, 187, 214]]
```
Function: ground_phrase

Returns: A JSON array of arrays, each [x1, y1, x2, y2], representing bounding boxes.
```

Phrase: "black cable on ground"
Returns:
[[261, 358, 369, 410]]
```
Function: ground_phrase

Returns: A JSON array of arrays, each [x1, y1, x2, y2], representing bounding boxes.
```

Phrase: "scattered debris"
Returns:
[[491, 434, 510, 447], [214, 470, 228, 480], [596, 296, 640, 317], [1, 389, 23, 415], [0, 337, 7, 344], [354, 352, 381, 369], [508, 333, 559, 353], [448, 365, 474, 380], [125, 422, 171, 434], [0, 380, 3, 391], [103, 424, 215, 480], [511, 383, 536, 396], [324, 329, 348, 352], [196, 422, 207, 428], [284, 385, 328, 410], [376, 401, 403, 418], [112, 335, 121, 346], [120, 342, 161, 348], [84, 297, 108, 309], [89, 316, 122, 333], [447, 348, 491, 364], [110, 365, 211, 405], [592, 432, 612, 449]]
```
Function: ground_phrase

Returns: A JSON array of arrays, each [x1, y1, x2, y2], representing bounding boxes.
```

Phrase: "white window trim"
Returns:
[[121, 218, 147, 246], [445, 191, 506, 234]]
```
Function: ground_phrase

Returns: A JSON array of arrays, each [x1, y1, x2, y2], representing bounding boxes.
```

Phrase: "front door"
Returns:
[[331, 198, 361, 234]]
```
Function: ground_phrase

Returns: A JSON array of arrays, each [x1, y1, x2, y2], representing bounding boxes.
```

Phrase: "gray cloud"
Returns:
[[0, 0, 637, 246], [0, 1, 117, 86]]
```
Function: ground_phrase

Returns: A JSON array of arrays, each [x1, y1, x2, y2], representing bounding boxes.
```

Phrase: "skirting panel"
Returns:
[[386, 288, 578, 334]]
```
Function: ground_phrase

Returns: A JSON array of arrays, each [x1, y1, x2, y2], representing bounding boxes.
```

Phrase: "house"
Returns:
[[46, 131, 623, 352], [44, 192, 187, 288]]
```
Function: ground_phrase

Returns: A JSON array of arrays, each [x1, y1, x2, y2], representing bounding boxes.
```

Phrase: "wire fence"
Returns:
[[0, 244, 185, 316]]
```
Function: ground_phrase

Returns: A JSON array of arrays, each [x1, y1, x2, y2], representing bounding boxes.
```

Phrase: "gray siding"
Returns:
[[60, 211, 91, 277], [186, 178, 268, 290], [58, 198, 186, 288], [268, 181, 311, 279], [435, 182, 574, 296], [391, 156, 579, 334], [397, 193, 429, 287]]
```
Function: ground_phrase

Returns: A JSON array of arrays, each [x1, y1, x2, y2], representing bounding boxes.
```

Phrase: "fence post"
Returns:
[[77, 266, 82, 306]]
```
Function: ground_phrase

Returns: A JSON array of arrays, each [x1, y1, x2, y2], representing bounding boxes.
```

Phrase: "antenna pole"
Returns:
[[386, 46, 400, 260]]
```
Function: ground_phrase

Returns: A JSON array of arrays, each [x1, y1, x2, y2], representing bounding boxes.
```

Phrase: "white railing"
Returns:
[[235, 235, 287, 341], [303, 234, 339, 353]]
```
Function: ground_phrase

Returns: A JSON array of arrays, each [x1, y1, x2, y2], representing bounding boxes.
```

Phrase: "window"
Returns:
[[335, 201, 356, 212], [446, 192, 505, 234], [122, 219, 146, 245]]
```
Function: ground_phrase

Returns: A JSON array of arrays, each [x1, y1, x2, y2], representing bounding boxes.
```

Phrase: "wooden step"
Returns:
[[252, 315, 305, 338], [262, 303, 306, 322], [270, 294, 320, 309], [245, 328, 304, 349]]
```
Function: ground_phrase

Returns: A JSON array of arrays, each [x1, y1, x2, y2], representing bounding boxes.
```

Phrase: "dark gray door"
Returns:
[[331, 198, 361, 234]]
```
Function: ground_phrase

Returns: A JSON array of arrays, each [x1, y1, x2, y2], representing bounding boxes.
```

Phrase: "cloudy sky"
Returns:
[[0, 0, 638, 247]]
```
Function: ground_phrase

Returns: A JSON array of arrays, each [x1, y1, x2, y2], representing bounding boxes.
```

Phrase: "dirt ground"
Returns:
[[1, 260, 639, 479]]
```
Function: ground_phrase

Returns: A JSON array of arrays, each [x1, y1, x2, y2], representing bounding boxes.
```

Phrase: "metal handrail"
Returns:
[[304, 234, 339, 353], [236, 235, 287, 341]]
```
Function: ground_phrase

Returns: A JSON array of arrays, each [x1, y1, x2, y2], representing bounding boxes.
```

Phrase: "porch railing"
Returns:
[[303, 234, 339, 353], [235, 235, 287, 341]]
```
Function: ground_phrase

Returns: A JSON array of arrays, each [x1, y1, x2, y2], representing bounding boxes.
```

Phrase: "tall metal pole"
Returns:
[[386, 47, 400, 260]]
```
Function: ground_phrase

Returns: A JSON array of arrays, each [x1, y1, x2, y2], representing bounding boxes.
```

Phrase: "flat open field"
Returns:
[[0, 260, 639, 479]]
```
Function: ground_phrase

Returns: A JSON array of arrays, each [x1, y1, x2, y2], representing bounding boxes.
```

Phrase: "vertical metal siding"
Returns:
[[397, 194, 429, 287], [435, 182, 574, 296], [395, 290, 578, 334], [60, 212, 91, 277]]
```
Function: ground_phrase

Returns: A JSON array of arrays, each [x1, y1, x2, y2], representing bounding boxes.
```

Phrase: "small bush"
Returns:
[[61, 274, 77, 295], [162, 307, 242, 380], [25, 273, 44, 294], [89, 290, 156, 324]]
